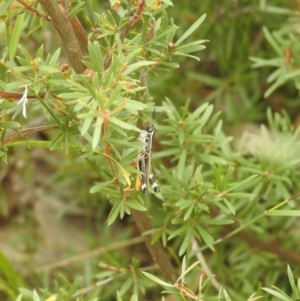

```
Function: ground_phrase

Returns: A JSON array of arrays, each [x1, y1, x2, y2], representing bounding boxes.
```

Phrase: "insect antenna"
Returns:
[[151, 109, 165, 125]]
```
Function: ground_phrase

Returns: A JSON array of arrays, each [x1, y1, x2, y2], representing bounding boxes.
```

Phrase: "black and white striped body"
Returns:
[[137, 124, 160, 194]]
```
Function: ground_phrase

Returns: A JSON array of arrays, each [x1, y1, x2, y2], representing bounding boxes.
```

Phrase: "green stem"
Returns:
[[32, 89, 60, 124], [200, 193, 300, 251]]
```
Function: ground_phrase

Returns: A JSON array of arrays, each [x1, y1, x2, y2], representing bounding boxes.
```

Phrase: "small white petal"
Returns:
[[18, 85, 28, 118]]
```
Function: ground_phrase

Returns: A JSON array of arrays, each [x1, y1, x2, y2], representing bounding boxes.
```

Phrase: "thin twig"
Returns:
[[0, 91, 37, 100], [131, 208, 177, 281], [2, 125, 59, 145], [129, 0, 145, 26], [71, 264, 157, 298], [120, 0, 145, 40], [17, 0, 50, 20], [191, 238, 221, 291], [35, 236, 145, 273]]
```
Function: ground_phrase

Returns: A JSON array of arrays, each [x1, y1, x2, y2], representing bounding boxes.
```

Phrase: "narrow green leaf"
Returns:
[[64, 134, 69, 154], [183, 203, 194, 221], [66, 277, 83, 299], [172, 52, 200, 61], [69, 1, 85, 18], [287, 265, 299, 298], [226, 175, 258, 193], [179, 227, 192, 256], [116, 291, 123, 301], [88, 41, 103, 75], [264, 79, 284, 98], [107, 203, 121, 225], [175, 40, 207, 51], [79, 76, 97, 99], [168, 226, 187, 241], [262, 288, 292, 301], [0, 252, 25, 287], [160, 62, 180, 68], [124, 99, 147, 114], [178, 260, 201, 284], [0, 0, 14, 17], [109, 117, 141, 132], [142, 272, 173, 287], [130, 294, 138, 301], [50, 133, 64, 150], [176, 45, 206, 55], [221, 199, 236, 215], [178, 128, 184, 145], [175, 14, 206, 46], [283, 69, 300, 81], [264, 6, 294, 15], [90, 180, 114, 193], [122, 48, 142, 64], [180, 256, 187, 283], [262, 27, 282, 56], [126, 199, 147, 211], [18, 288, 33, 298], [197, 226, 214, 250], [78, 109, 98, 118], [266, 210, 300, 217], [150, 26, 178, 43], [38, 65, 58, 73], [92, 117, 103, 149], [226, 192, 254, 198], [106, 84, 123, 108], [59, 92, 90, 99], [186, 102, 209, 123], [32, 290, 41, 301], [68, 135, 83, 148], [9, 13, 26, 60], [49, 48, 61, 66], [122, 61, 157, 76], [0, 103, 16, 110], [15, 293, 23, 301], [0, 121, 21, 129], [177, 148, 187, 176]]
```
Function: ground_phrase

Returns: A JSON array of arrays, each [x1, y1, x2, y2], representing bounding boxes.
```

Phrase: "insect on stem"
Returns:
[[136, 110, 164, 194]]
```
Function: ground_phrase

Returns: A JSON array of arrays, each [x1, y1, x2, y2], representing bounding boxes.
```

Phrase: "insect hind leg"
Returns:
[[138, 159, 148, 194], [149, 170, 160, 193]]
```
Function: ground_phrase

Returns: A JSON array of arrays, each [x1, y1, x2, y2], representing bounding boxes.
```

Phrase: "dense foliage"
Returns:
[[1, 1, 300, 300]]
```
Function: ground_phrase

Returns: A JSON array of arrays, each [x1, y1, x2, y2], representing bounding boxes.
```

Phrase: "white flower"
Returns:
[[18, 85, 28, 118]]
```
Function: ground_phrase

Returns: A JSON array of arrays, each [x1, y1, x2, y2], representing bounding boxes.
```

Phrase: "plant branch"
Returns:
[[17, 0, 50, 20], [34, 236, 145, 273], [199, 193, 300, 265], [131, 208, 177, 281], [2, 125, 59, 145], [235, 228, 300, 265], [38, 0, 85, 73], [70, 17, 88, 52]]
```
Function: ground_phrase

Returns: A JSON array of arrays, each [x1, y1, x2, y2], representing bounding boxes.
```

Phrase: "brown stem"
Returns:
[[120, 0, 145, 40], [210, 196, 300, 266], [17, 0, 50, 20], [0, 91, 32, 100], [129, 0, 145, 26], [60, 0, 88, 51], [38, 0, 85, 73], [2, 125, 59, 145], [235, 229, 300, 265], [131, 208, 177, 281], [71, 17, 88, 52]]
